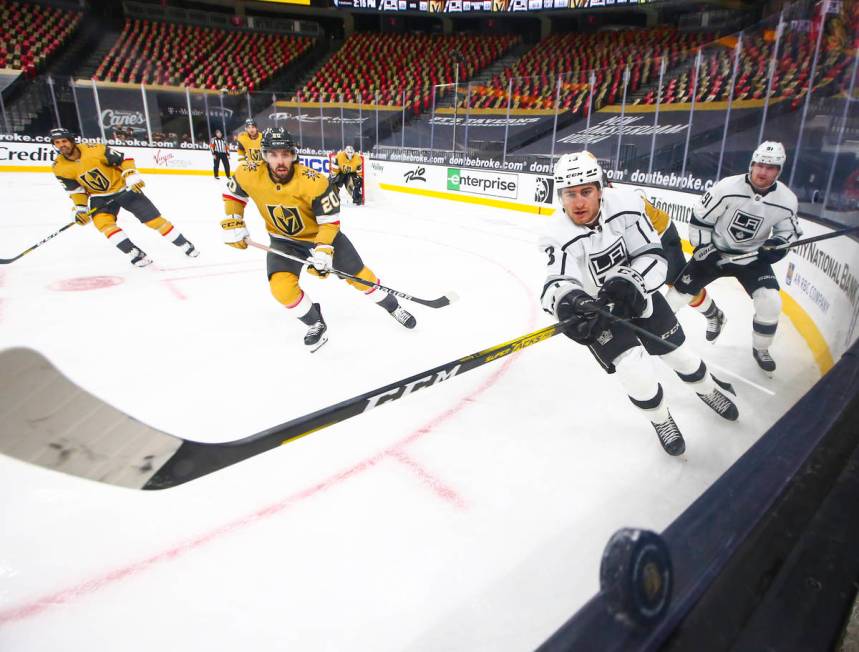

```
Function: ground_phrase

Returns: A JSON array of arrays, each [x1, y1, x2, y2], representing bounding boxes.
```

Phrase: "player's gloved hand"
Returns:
[[220, 216, 249, 249], [122, 169, 145, 193], [557, 289, 608, 345], [598, 266, 648, 319], [73, 205, 91, 226], [307, 244, 334, 278], [758, 237, 789, 264], [692, 243, 720, 262]]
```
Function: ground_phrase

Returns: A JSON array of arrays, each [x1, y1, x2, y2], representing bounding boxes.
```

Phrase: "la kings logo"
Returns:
[[728, 210, 764, 243], [588, 238, 627, 286], [534, 176, 554, 204]]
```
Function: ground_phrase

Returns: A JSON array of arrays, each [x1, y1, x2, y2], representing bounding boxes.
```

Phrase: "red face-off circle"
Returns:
[[49, 276, 125, 292]]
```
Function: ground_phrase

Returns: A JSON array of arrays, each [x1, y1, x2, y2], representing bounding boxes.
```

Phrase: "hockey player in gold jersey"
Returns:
[[50, 128, 198, 267], [236, 118, 262, 166], [220, 128, 415, 351], [330, 145, 363, 205]]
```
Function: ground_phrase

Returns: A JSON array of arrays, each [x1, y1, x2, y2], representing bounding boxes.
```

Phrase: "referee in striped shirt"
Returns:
[[210, 129, 230, 179]]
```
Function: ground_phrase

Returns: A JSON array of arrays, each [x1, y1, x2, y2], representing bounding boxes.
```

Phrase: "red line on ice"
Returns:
[[0, 246, 537, 627], [386, 448, 466, 509]]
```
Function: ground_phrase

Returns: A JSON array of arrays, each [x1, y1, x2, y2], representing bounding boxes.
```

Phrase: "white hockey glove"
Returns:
[[121, 169, 145, 193], [73, 204, 92, 226], [307, 244, 334, 278], [220, 215, 249, 250]]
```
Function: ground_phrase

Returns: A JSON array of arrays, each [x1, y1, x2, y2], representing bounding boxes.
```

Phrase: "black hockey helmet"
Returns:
[[49, 127, 77, 143], [245, 118, 257, 128], [261, 127, 297, 155]]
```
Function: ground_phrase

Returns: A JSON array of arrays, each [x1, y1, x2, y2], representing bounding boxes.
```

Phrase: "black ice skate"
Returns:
[[697, 375, 739, 421], [705, 307, 726, 343], [753, 348, 776, 376], [182, 241, 200, 258], [303, 304, 328, 352], [651, 413, 686, 456], [129, 247, 153, 268], [389, 306, 416, 329]]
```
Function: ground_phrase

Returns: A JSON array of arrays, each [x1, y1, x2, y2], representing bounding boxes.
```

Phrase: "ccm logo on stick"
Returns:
[[364, 366, 461, 411]]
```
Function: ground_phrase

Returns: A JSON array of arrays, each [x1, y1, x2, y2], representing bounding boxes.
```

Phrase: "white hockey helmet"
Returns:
[[750, 141, 786, 170], [554, 151, 604, 194], [345, 145, 355, 157]]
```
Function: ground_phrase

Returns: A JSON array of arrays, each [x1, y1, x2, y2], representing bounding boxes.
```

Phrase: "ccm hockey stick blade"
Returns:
[[0, 320, 569, 490]]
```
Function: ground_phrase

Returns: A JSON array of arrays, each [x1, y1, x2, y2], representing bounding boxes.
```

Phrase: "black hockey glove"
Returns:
[[758, 237, 789, 264], [557, 289, 608, 345], [692, 243, 720, 263], [598, 267, 648, 320]]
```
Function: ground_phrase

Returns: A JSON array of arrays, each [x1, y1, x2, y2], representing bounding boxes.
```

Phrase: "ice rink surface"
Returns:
[[0, 172, 821, 651]]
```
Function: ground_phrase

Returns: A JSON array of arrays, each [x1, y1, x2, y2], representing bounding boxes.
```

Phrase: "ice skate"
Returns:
[[753, 348, 775, 377], [651, 412, 686, 456], [389, 306, 416, 329]]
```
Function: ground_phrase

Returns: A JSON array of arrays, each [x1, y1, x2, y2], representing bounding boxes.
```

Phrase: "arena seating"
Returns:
[[93, 18, 312, 92], [0, 0, 81, 78], [668, 26, 854, 109], [294, 32, 519, 112], [459, 20, 854, 115], [460, 29, 712, 112]]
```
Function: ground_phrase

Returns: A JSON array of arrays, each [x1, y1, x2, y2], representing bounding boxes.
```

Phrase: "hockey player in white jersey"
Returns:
[[665, 142, 801, 375], [540, 152, 739, 456]]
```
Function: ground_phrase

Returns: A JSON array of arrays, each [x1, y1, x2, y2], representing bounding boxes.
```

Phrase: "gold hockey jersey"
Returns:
[[53, 143, 135, 207], [223, 162, 341, 245], [331, 150, 363, 176], [643, 198, 670, 235], [236, 131, 263, 164]]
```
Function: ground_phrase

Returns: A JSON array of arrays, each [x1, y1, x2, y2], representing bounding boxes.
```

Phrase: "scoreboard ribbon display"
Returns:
[[333, 0, 661, 11]]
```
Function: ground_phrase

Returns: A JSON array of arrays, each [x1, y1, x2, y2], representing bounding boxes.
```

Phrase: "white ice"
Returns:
[[0, 172, 820, 651]]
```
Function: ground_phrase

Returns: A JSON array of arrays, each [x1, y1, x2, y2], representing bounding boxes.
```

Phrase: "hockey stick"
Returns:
[[0, 222, 76, 264], [245, 238, 458, 308], [0, 319, 573, 490], [720, 225, 859, 265], [0, 192, 128, 265]]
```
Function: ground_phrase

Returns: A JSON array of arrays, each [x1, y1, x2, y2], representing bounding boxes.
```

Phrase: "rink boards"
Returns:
[[0, 141, 856, 369]]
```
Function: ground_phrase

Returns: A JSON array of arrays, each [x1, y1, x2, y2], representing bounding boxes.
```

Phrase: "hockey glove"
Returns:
[[73, 205, 92, 226], [557, 289, 608, 345], [692, 243, 720, 263], [307, 244, 334, 278], [221, 216, 249, 249], [598, 266, 648, 319], [122, 169, 146, 193], [758, 237, 789, 264]]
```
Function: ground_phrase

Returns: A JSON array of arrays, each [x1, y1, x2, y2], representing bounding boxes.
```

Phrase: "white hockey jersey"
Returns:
[[540, 187, 667, 318], [689, 174, 801, 259]]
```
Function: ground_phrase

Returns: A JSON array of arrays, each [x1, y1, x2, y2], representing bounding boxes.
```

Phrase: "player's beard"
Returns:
[[269, 162, 293, 183]]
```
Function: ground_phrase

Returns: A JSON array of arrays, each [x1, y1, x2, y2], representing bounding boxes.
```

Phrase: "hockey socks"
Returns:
[[147, 217, 199, 257], [106, 229, 152, 267]]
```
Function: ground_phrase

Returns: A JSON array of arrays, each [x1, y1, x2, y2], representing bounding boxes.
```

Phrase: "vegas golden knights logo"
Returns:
[[266, 205, 304, 236], [80, 168, 110, 193], [249, 149, 262, 163]]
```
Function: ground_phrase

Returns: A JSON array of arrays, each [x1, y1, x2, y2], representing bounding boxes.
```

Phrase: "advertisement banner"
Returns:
[[446, 167, 519, 199]]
